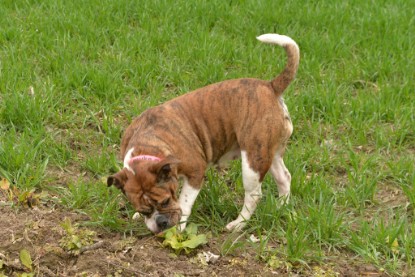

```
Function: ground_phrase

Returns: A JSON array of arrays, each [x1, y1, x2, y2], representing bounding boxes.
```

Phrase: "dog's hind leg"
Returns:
[[226, 151, 263, 232], [269, 149, 291, 204]]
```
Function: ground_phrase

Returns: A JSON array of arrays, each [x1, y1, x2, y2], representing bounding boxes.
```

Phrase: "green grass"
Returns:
[[1, 0, 414, 275]]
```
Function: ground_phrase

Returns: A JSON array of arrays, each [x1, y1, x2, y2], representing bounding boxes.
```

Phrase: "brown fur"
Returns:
[[107, 35, 299, 232]]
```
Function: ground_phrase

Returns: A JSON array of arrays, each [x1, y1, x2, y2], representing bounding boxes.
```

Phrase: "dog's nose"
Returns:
[[155, 214, 169, 231]]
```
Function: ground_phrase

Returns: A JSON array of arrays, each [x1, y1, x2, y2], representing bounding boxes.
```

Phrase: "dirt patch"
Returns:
[[0, 198, 389, 276], [0, 205, 271, 276]]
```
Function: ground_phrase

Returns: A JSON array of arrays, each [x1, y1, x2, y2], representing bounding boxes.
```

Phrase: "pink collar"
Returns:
[[129, 155, 161, 165]]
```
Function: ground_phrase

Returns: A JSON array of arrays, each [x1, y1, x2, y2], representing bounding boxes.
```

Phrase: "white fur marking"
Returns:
[[280, 98, 290, 115], [226, 151, 262, 231], [123, 147, 135, 174], [256, 33, 299, 50], [178, 178, 200, 231], [270, 152, 291, 203], [286, 119, 293, 137], [280, 98, 293, 136], [144, 210, 159, 234]]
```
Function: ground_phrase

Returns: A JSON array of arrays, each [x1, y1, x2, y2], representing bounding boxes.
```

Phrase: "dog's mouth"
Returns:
[[144, 209, 182, 234]]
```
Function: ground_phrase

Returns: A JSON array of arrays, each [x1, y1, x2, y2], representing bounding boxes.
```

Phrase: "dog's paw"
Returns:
[[225, 220, 246, 232], [178, 222, 187, 232], [178, 214, 189, 232]]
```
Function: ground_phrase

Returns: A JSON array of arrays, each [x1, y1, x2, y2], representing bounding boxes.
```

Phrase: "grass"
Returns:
[[0, 0, 414, 275]]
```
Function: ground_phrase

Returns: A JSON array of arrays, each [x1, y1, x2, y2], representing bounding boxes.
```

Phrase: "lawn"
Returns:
[[0, 0, 414, 276]]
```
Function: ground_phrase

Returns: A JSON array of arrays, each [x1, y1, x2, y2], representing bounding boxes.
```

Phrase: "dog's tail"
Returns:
[[256, 34, 300, 96]]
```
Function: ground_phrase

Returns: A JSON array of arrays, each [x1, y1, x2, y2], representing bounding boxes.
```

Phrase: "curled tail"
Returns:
[[256, 34, 300, 96]]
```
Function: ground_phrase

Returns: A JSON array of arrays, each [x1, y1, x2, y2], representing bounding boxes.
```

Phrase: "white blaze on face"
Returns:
[[144, 210, 159, 233]]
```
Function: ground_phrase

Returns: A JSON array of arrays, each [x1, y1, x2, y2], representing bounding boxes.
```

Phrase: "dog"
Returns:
[[107, 34, 299, 234]]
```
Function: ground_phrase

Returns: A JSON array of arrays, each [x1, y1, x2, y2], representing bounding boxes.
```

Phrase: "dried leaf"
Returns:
[[197, 251, 219, 265], [391, 238, 399, 254], [0, 179, 10, 190], [132, 212, 141, 220], [249, 234, 260, 243], [28, 86, 35, 97]]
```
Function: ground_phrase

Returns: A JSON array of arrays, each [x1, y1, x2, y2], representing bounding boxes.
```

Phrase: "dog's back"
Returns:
[[121, 34, 299, 178]]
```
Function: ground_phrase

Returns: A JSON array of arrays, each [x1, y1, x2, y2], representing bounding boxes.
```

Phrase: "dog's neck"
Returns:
[[129, 155, 161, 164], [123, 147, 163, 174]]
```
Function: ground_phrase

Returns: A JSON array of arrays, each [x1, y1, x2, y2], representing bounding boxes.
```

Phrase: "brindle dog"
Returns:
[[108, 34, 299, 234]]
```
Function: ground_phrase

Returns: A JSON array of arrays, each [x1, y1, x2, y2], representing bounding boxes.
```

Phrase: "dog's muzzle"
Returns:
[[144, 209, 181, 233], [155, 214, 170, 231]]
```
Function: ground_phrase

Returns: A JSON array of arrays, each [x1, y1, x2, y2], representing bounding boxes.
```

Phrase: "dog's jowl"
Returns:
[[107, 34, 300, 234]]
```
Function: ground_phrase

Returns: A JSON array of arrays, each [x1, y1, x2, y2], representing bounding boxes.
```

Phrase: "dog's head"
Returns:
[[107, 153, 181, 234]]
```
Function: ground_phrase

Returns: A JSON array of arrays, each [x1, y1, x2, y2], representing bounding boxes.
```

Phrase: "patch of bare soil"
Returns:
[[0, 204, 268, 276], [0, 201, 389, 276], [375, 182, 408, 208]]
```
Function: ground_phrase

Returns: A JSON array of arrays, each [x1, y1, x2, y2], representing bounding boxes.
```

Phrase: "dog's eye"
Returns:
[[139, 209, 153, 217], [160, 197, 170, 208]]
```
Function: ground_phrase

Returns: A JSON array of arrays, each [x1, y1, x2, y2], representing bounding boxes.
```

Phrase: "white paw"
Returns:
[[178, 221, 187, 232], [225, 220, 246, 232], [178, 214, 189, 232]]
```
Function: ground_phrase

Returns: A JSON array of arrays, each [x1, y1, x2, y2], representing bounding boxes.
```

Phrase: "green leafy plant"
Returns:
[[158, 223, 208, 254], [17, 249, 35, 276], [59, 218, 96, 255], [19, 249, 33, 271], [267, 255, 292, 272]]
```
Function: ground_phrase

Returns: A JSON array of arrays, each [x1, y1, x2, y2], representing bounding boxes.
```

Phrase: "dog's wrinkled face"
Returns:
[[107, 157, 181, 234]]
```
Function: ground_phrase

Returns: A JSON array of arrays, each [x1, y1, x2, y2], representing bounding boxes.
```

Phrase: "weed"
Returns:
[[158, 223, 209, 254], [59, 218, 96, 255]]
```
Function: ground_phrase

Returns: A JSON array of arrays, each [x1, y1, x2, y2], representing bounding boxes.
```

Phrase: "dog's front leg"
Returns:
[[178, 177, 200, 232]]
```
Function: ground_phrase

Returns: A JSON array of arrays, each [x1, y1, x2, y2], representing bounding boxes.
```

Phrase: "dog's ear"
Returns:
[[107, 169, 128, 192], [151, 156, 180, 183]]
